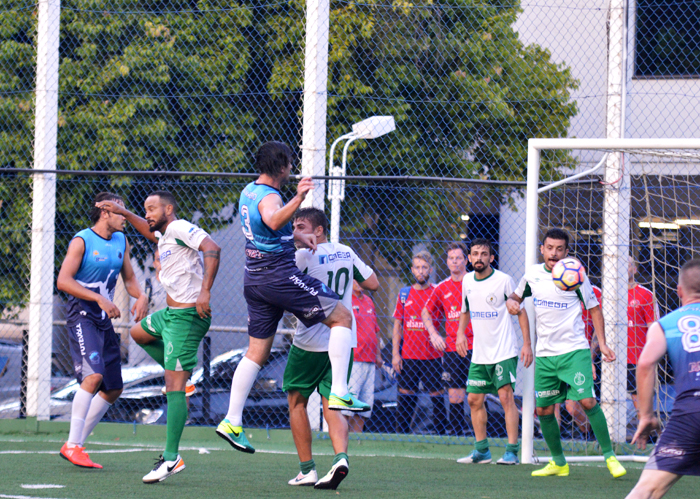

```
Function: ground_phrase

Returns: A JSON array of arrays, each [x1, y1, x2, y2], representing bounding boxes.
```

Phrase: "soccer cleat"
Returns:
[[142, 454, 185, 483], [314, 458, 349, 490], [328, 393, 370, 412], [215, 419, 255, 454], [457, 449, 492, 464], [60, 443, 103, 469], [161, 380, 196, 397], [606, 456, 627, 478], [531, 460, 569, 477], [288, 470, 318, 486], [497, 451, 520, 465]]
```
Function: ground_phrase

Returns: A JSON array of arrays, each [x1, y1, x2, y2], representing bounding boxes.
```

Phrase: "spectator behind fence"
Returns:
[[392, 251, 446, 434], [343, 280, 383, 433]]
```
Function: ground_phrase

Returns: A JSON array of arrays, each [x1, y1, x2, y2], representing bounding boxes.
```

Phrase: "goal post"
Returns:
[[521, 138, 700, 464]]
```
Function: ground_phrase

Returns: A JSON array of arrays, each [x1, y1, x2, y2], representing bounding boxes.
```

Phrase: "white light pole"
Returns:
[[327, 116, 395, 243]]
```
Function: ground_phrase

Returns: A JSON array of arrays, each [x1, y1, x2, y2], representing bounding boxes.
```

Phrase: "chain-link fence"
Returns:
[[3, 0, 700, 457]]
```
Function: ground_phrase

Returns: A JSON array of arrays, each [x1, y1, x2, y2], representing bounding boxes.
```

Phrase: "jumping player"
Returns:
[[506, 228, 626, 478], [58, 192, 148, 469], [98, 191, 221, 483], [626, 259, 700, 498], [217, 142, 364, 455]]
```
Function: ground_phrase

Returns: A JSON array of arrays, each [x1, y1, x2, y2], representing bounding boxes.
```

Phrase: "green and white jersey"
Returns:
[[155, 220, 209, 304], [294, 242, 374, 352], [514, 263, 599, 357], [461, 269, 520, 364]]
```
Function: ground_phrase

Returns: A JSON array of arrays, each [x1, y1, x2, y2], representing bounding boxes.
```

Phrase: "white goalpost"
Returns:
[[521, 137, 700, 464]]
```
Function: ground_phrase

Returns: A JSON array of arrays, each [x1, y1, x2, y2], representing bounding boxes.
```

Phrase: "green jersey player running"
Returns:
[[506, 228, 626, 479], [284, 208, 378, 490], [455, 238, 533, 465]]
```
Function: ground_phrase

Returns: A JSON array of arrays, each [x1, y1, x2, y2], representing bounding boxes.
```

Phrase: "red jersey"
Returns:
[[628, 284, 658, 365], [426, 277, 473, 352], [582, 285, 603, 343], [352, 293, 380, 363], [393, 284, 442, 360]]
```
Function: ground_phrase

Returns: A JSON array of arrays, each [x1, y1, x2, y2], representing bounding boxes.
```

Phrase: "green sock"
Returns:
[[332, 452, 348, 465], [506, 442, 520, 455], [141, 340, 165, 368], [300, 459, 315, 474], [539, 414, 566, 466], [475, 439, 489, 453], [163, 391, 187, 462], [584, 404, 615, 459]]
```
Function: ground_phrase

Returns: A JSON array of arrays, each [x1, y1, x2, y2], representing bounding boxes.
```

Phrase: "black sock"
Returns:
[[449, 402, 467, 435], [396, 394, 417, 434], [432, 395, 447, 434]]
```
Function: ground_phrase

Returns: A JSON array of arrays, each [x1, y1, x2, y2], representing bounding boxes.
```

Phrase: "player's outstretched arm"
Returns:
[[121, 239, 148, 322], [631, 323, 666, 449], [196, 236, 221, 319], [392, 319, 403, 374], [259, 177, 314, 231], [589, 305, 616, 362], [57, 238, 121, 319], [517, 308, 533, 368], [95, 200, 157, 243], [455, 312, 470, 358]]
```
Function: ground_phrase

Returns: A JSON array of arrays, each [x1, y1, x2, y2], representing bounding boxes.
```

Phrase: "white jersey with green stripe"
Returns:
[[294, 242, 374, 352], [514, 263, 599, 357], [461, 268, 520, 364], [154, 219, 209, 304]]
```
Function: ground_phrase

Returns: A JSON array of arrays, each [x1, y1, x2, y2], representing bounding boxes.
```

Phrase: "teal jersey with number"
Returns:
[[239, 181, 297, 283], [294, 242, 374, 352]]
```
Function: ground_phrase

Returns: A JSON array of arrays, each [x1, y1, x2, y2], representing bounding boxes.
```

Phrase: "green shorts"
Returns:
[[141, 307, 211, 372], [535, 348, 596, 407], [466, 357, 518, 395], [282, 345, 353, 400]]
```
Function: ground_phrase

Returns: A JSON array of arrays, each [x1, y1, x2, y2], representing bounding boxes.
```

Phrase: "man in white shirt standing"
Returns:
[[507, 228, 625, 479]]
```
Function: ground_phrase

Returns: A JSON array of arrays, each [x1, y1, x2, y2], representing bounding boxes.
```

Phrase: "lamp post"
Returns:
[[327, 116, 395, 243]]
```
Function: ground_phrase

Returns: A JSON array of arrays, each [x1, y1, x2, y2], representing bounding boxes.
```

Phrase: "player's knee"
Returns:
[[579, 397, 597, 411], [327, 302, 352, 328], [130, 324, 151, 345], [536, 405, 554, 416], [498, 387, 514, 406], [287, 391, 307, 409], [467, 393, 482, 408], [81, 373, 103, 393], [449, 392, 465, 404]]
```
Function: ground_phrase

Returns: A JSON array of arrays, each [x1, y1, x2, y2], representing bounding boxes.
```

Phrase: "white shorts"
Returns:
[[342, 361, 375, 418]]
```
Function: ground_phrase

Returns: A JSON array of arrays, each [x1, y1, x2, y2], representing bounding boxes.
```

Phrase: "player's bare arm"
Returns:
[[358, 273, 379, 291], [517, 308, 533, 368], [121, 239, 148, 322], [589, 305, 616, 362], [57, 238, 120, 319], [259, 177, 313, 231], [96, 200, 158, 243], [392, 318, 403, 374], [421, 306, 446, 352], [455, 312, 470, 358], [196, 236, 221, 319], [506, 292, 523, 315], [631, 322, 666, 450]]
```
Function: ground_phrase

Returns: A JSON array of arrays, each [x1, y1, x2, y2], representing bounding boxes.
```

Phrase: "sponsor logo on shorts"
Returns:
[[689, 361, 700, 373], [167, 342, 174, 355], [577, 388, 584, 394], [469, 380, 486, 387], [657, 447, 685, 456], [442, 372, 452, 382], [574, 372, 586, 386], [89, 351, 101, 365], [495, 365, 503, 376], [80, 310, 87, 316], [471, 311, 498, 319], [74, 363, 82, 374], [536, 389, 560, 398], [534, 298, 568, 309], [289, 275, 319, 296], [75, 323, 86, 356], [146, 315, 153, 332], [304, 306, 321, 319]]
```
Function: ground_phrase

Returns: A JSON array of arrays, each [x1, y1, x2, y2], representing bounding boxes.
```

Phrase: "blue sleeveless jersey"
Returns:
[[658, 303, 700, 415], [66, 229, 126, 325], [239, 181, 297, 283]]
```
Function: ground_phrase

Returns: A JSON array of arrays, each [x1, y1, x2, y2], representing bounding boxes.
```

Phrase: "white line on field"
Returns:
[[0, 495, 67, 499], [20, 485, 65, 490]]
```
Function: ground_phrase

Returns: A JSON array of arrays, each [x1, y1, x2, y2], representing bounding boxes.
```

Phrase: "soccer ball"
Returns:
[[551, 258, 586, 292]]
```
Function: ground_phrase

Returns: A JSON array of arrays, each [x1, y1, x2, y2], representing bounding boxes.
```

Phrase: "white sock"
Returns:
[[80, 394, 112, 445], [225, 357, 261, 426], [328, 326, 352, 397], [67, 387, 94, 446]]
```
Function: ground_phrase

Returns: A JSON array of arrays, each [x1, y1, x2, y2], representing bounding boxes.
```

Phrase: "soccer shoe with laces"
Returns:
[[142, 454, 185, 483], [497, 451, 520, 465], [60, 443, 102, 469], [531, 460, 569, 477], [314, 458, 349, 490], [288, 470, 318, 486], [606, 456, 627, 478], [328, 392, 370, 412], [215, 419, 255, 453], [457, 449, 492, 464]]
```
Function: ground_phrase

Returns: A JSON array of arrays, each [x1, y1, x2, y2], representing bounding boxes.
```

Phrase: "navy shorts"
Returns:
[[67, 319, 123, 391], [443, 350, 471, 389], [244, 270, 340, 339], [627, 364, 637, 394], [645, 411, 700, 476], [398, 358, 444, 393]]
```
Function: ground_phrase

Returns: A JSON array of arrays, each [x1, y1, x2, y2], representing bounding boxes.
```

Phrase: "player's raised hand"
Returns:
[[506, 298, 521, 315], [196, 289, 212, 319], [631, 415, 659, 450], [98, 297, 121, 319], [95, 200, 125, 215], [599, 343, 616, 362], [131, 294, 149, 322], [296, 177, 314, 201], [295, 231, 317, 252], [520, 343, 533, 368]]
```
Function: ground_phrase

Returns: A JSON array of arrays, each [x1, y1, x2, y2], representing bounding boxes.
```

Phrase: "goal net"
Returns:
[[522, 138, 700, 463]]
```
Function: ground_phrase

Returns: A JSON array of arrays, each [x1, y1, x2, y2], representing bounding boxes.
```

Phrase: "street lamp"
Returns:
[[327, 116, 395, 243]]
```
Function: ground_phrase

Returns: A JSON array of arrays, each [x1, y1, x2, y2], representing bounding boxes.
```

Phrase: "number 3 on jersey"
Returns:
[[326, 268, 350, 299], [241, 205, 253, 240]]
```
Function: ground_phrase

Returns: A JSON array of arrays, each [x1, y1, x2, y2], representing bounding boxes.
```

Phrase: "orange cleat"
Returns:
[[60, 443, 103, 469]]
